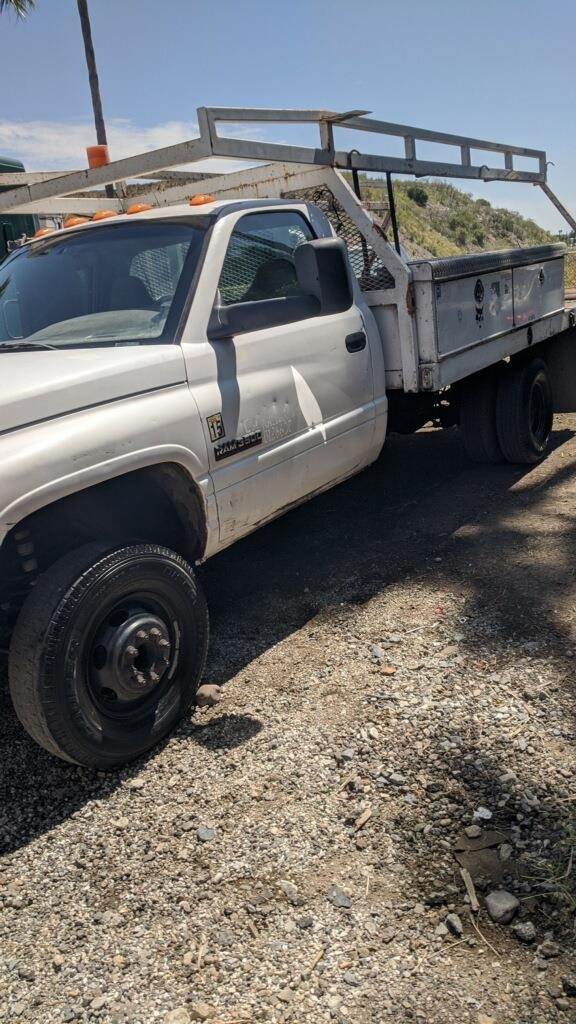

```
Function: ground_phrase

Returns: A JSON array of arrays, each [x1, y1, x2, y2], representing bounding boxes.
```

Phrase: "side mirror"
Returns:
[[206, 236, 353, 341], [294, 237, 353, 315], [207, 293, 321, 341]]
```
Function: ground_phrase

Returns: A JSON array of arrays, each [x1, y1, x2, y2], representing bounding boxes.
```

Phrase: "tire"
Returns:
[[8, 542, 209, 768], [459, 369, 503, 463], [496, 357, 553, 464]]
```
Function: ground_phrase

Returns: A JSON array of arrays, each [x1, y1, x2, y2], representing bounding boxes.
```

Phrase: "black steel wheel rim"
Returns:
[[529, 378, 551, 448], [81, 588, 183, 719]]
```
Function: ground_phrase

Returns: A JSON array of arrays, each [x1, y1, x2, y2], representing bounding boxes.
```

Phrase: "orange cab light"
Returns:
[[86, 145, 110, 169], [32, 227, 53, 239], [126, 203, 152, 215], [63, 215, 90, 229], [189, 194, 215, 206], [92, 209, 118, 221]]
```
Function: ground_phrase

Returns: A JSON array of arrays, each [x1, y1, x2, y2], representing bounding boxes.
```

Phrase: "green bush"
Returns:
[[407, 184, 428, 207]]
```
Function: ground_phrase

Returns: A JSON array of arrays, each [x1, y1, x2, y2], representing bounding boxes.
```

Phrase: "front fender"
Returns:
[[0, 384, 218, 553]]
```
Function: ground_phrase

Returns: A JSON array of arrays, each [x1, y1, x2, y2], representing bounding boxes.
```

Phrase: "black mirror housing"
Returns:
[[206, 236, 353, 341], [207, 293, 321, 341], [294, 237, 353, 315]]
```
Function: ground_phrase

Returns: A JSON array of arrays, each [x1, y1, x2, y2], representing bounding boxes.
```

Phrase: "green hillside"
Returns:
[[359, 178, 553, 260]]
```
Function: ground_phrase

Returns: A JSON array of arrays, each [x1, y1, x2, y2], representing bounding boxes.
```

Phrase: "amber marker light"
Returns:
[[126, 203, 152, 215], [63, 216, 90, 228]]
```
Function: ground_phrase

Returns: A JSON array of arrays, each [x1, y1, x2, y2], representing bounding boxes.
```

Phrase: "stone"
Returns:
[[512, 920, 536, 944], [562, 976, 576, 997], [464, 825, 482, 838], [338, 748, 356, 764], [445, 913, 463, 937], [343, 971, 360, 986], [485, 890, 519, 924], [90, 996, 107, 1011], [473, 807, 493, 823], [166, 1010, 192, 1024], [327, 885, 351, 909], [498, 843, 514, 862], [537, 939, 561, 959], [188, 1004, 216, 1023], [278, 879, 302, 906], [196, 826, 215, 843], [196, 684, 223, 708], [389, 772, 406, 785], [297, 915, 314, 930], [126, 778, 146, 790]]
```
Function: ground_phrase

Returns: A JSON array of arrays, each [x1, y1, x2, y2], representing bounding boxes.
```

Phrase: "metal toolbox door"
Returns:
[[513, 258, 564, 325], [435, 269, 513, 356]]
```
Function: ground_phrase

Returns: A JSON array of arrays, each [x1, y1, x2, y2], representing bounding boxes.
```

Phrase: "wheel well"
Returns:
[[0, 464, 207, 617]]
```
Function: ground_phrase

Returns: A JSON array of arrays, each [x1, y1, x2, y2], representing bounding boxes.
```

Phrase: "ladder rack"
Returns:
[[0, 106, 574, 232]]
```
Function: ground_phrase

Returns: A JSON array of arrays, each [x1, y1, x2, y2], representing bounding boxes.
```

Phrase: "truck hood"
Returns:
[[0, 345, 188, 434]]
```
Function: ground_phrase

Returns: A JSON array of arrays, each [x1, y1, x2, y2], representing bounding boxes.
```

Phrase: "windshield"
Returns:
[[0, 220, 206, 348]]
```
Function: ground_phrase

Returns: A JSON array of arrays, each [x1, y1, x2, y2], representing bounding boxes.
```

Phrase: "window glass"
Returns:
[[0, 221, 206, 347], [218, 210, 313, 305]]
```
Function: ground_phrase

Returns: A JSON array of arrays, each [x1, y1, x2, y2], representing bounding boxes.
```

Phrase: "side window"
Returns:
[[218, 210, 313, 306]]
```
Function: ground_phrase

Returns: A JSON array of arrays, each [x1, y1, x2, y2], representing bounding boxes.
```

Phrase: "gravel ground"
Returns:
[[2, 420, 576, 1024]]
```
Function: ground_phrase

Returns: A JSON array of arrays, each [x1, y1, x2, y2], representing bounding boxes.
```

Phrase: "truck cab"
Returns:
[[0, 198, 384, 768]]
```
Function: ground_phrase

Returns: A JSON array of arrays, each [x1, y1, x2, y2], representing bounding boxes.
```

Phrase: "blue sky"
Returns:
[[1, 0, 575, 230]]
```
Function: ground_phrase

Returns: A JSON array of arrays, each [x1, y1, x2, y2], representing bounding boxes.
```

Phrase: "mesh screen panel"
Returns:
[[281, 185, 395, 291], [130, 241, 190, 302], [219, 217, 312, 305]]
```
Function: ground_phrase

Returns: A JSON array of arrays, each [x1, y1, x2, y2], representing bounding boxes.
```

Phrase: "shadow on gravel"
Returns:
[[189, 712, 263, 750], [0, 691, 263, 855], [202, 424, 575, 684], [1, 423, 575, 854]]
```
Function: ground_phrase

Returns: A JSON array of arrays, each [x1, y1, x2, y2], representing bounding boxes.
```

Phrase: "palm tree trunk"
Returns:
[[76, 0, 114, 198]]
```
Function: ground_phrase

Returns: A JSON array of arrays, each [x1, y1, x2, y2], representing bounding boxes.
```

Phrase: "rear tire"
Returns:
[[9, 542, 209, 768], [496, 357, 553, 464], [459, 369, 503, 463]]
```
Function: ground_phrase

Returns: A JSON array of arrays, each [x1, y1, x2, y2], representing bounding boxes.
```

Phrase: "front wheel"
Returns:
[[9, 543, 209, 768]]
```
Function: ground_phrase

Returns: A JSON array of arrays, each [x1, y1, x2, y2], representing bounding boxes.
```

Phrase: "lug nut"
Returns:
[[136, 674, 146, 686], [150, 627, 161, 638], [159, 638, 170, 649], [126, 645, 138, 657], [136, 630, 148, 641], [150, 671, 160, 683]]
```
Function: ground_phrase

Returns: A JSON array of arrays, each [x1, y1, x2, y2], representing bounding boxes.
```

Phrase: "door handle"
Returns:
[[346, 331, 367, 353]]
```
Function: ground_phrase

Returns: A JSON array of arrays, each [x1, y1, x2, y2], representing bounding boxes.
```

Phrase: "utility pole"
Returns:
[[76, 0, 114, 198]]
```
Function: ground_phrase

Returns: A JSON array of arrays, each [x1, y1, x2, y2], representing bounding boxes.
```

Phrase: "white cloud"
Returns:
[[0, 117, 259, 175]]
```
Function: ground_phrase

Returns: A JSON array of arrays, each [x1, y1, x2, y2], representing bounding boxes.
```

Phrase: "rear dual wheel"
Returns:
[[9, 543, 209, 768], [460, 358, 553, 465]]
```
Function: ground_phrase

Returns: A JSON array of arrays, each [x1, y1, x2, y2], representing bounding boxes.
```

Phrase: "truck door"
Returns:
[[191, 208, 376, 544]]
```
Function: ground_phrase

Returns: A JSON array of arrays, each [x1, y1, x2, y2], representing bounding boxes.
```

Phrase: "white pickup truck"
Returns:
[[1, 107, 576, 767]]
